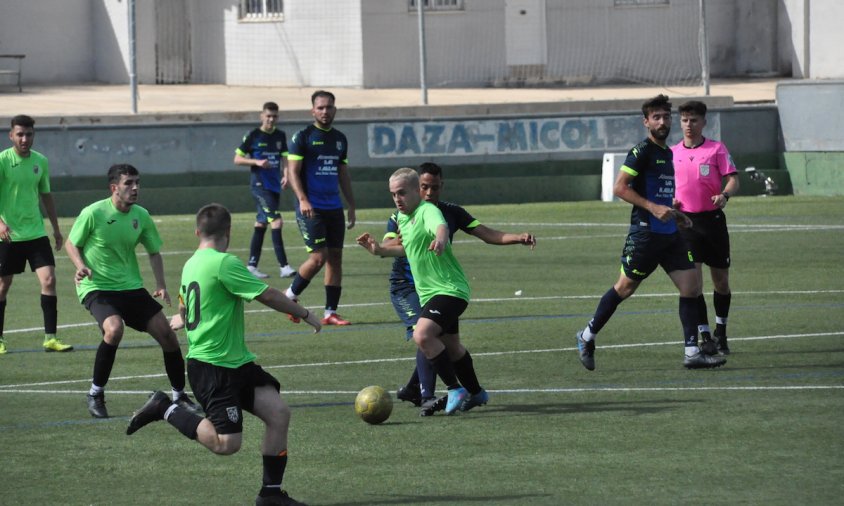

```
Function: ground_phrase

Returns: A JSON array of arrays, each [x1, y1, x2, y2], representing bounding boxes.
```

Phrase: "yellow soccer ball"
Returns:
[[354, 385, 393, 425]]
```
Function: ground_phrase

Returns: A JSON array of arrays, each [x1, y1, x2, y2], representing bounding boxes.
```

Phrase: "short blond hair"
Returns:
[[389, 167, 418, 187]]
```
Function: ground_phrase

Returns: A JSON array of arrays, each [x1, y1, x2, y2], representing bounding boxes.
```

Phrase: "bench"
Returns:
[[0, 54, 25, 92]]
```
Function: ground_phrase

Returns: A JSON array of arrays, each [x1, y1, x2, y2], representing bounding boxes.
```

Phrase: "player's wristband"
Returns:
[[721, 191, 730, 201]]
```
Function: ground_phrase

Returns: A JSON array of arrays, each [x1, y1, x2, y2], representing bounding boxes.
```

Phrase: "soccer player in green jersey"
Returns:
[[0, 115, 72, 354], [126, 203, 319, 506], [65, 164, 199, 418], [357, 168, 488, 415]]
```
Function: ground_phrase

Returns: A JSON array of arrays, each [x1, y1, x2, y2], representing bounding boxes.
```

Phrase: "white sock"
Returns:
[[581, 327, 596, 342], [698, 324, 711, 335], [172, 388, 184, 401], [89, 384, 104, 396], [163, 404, 177, 421], [685, 346, 699, 357], [716, 316, 727, 325], [324, 309, 336, 318], [285, 287, 296, 299]]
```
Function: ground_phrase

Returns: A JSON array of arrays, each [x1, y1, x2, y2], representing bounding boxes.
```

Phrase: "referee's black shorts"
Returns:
[[680, 209, 731, 269]]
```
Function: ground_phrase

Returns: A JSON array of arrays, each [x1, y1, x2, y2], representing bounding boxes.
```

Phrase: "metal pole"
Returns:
[[417, 0, 428, 105], [129, 0, 138, 114], [698, 0, 710, 95]]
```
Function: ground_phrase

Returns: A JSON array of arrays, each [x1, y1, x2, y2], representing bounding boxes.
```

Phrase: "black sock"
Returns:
[[679, 297, 700, 347], [428, 349, 459, 389], [259, 452, 288, 497], [290, 274, 311, 297], [0, 299, 6, 336], [588, 288, 624, 334], [713, 291, 731, 335], [407, 365, 420, 389], [453, 351, 482, 395], [41, 294, 58, 335], [325, 285, 341, 311], [271, 228, 288, 266], [166, 406, 202, 440], [162, 349, 186, 391], [416, 349, 436, 399], [696, 293, 710, 328], [92, 341, 118, 387], [249, 226, 267, 267]]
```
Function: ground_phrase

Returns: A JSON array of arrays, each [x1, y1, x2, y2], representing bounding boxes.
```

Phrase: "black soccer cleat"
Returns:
[[87, 392, 109, 419], [126, 390, 172, 435], [698, 331, 719, 356], [419, 396, 447, 417], [576, 330, 596, 371], [396, 384, 422, 407], [683, 352, 727, 369], [255, 490, 307, 506], [714, 332, 731, 355], [174, 392, 202, 415]]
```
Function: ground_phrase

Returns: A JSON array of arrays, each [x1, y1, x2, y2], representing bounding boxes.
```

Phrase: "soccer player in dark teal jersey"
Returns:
[[575, 95, 726, 370], [285, 90, 357, 327], [126, 203, 319, 506], [234, 101, 295, 280]]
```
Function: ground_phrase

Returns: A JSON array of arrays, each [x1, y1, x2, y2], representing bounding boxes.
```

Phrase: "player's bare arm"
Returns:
[[255, 286, 322, 333], [614, 170, 674, 223], [470, 225, 536, 249], [234, 153, 270, 169], [287, 158, 312, 217], [39, 193, 63, 250], [338, 163, 356, 229], [0, 218, 11, 242], [63, 239, 93, 284], [356, 232, 405, 257], [428, 224, 448, 256], [148, 252, 171, 306]]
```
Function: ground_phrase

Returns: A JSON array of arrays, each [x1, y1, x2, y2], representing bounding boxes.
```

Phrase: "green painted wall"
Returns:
[[783, 152, 844, 196]]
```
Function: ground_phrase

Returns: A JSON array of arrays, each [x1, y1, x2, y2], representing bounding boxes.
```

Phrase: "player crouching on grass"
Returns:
[[356, 168, 488, 415], [126, 204, 320, 506]]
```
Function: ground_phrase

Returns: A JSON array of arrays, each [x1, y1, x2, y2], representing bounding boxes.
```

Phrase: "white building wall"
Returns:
[[808, 0, 844, 79], [0, 0, 94, 84]]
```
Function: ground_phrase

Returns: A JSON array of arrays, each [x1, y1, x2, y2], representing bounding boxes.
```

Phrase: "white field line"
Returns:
[[1, 330, 841, 393], [51, 221, 843, 258], [3, 289, 843, 336]]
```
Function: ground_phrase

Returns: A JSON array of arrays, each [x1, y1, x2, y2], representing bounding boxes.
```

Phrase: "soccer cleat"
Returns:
[[174, 392, 202, 414], [247, 265, 269, 279], [127, 390, 172, 435], [714, 332, 731, 355], [698, 331, 718, 356], [396, 384, 422, 407], [445, 387, 468, 415], [87, 392, 109, 419], [576, 330, 596, 371], [43, 337, 73, 352], [0, 339, 6, 355], [420, 396, 447, 417], [321, 313, 351, 326], [255, 490, 307, 506], [459, 388, 489, 412], [280, 265, 297, 278], [683, 352, 727, 369]]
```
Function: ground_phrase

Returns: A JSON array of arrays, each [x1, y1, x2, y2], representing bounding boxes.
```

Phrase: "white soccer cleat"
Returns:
[[247, 265, 269, 279], [280, 265, 297, 278]]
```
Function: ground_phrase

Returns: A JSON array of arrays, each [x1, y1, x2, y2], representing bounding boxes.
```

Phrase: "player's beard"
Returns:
[[650, 126, 670, 141]]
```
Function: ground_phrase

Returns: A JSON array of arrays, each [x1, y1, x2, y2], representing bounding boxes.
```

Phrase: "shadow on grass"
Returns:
[[480, 398, 700, 417], [319, 492, 550, 505]]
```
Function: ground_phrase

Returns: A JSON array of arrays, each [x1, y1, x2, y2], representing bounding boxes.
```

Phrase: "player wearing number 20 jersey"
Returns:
[[180, 248, 269, 368]]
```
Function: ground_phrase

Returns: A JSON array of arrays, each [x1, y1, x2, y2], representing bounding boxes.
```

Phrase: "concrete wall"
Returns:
[[7, 0, 842, 87], [777, 80, 844, 195], [27, 102, 784, 216]]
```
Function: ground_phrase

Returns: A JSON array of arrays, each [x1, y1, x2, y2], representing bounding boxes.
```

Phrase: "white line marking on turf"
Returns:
[[1, 331, 841, 391], [3, 290, 843, 335]]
